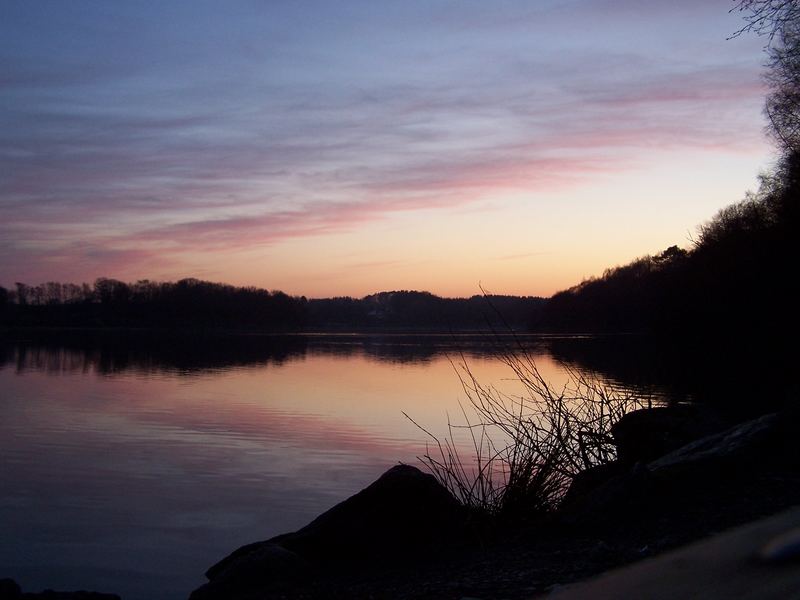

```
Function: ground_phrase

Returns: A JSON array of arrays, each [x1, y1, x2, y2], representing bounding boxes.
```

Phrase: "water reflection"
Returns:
[[0, 332, 667, 600], [1, 331, 565, 375], [2, 331, 308, 375], [546, 335, 794, 415]]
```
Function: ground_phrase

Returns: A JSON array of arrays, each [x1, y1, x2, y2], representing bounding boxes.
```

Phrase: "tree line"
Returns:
[[0, 278, 307, 330], [0, 279, 544, 331], [537, 155, 798, 339], [536, 1, 799, 342]]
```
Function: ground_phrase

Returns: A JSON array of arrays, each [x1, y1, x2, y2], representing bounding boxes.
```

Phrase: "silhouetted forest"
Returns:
[[0, 278, 307, 330], [308, 291, 544, 330], [0, 279, 544, 332], [537, 2, 799, 342], [538, 0, 800, 340], [536, 150, 798, 342]]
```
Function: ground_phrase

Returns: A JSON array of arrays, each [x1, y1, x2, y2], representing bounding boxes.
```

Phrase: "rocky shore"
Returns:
[[5, 405, 797, 600], [0, 579, 119, 600], [188, 405, 800, 599]]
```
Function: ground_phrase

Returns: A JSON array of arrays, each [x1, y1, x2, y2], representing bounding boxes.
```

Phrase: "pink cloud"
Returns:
[[0, 26, 770, 287]]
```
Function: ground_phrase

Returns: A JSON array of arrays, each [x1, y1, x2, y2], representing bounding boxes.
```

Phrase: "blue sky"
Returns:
[[0, 0, 773, 296]]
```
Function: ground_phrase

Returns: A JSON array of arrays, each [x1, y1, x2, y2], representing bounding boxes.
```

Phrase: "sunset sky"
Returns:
[[1, 0, 773, 298]]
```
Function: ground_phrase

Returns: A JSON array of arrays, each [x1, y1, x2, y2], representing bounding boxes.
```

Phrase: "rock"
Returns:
[[611, 406, 725, 465], [190, 543, 308, 600], [648, 412, 781, 472], [25, 592, 121, 599], [561, 460, 628, 508], [566, 411, 792, 527], [0, 580, 119, 600], [192, 464, 467, 599], [267, 463, 466, 562], [560, 462, 653, 527], [0, 579, 21, 600]]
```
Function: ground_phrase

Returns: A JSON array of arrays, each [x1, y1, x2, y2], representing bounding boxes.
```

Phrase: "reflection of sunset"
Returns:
[[3, 345, 576, 453], [0, 333, 670, 600], [0, 343, 580, 513]]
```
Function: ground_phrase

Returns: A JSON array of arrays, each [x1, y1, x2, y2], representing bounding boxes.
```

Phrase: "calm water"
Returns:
[[0, 332, 669, 600]]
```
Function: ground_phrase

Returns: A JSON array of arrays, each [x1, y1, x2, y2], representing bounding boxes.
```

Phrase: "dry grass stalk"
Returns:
[[406, 343, 650, 519]]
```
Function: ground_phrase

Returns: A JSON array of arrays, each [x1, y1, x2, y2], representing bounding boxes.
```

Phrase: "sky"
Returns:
[[0, 0, 774, 298]]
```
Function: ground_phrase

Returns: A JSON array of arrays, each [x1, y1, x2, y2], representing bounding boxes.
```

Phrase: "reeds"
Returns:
[[406, 342, 648, 520]]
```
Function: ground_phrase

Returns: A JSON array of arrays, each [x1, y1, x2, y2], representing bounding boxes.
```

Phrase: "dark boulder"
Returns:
[[564, 411, 792, 528], [611, 406, 725, 465], [559, 462, 654, 528], [23, 592, 121, 599], [266, 463, 466, 562], [648, 412, 787, 474], [560, 460, 628, 508], [191, 464, 467, 599], [0, 579, 20, 600], [0, 580, 119, 600], [190, 543, 308, 600]]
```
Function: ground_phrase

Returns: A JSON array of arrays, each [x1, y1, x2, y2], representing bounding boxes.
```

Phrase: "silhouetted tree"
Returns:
[[4, 277, 543, 332], [733, 0, 800, 153], [732, 1, 799, 41], [94, 277, 130, 306], [15, 283, 29, 306]]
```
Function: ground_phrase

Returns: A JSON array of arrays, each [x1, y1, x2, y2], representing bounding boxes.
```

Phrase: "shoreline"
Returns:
[[189, 407, 800, 599]]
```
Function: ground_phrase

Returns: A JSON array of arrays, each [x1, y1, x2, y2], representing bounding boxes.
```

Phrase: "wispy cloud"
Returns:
[[0, 1, 769, 286]]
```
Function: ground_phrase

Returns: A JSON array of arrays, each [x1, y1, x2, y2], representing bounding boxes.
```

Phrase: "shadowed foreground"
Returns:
[[189, 406, 800, 599], [549, 505, 800, 599]]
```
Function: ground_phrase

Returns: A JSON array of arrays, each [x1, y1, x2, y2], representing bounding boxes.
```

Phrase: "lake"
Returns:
[[0, 331, 676, 600]]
